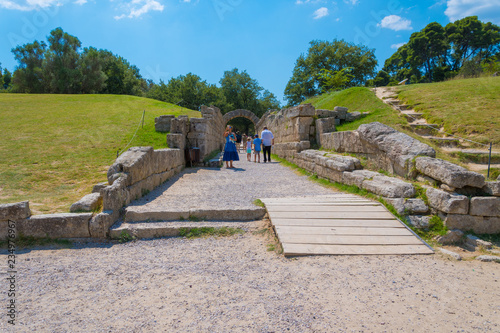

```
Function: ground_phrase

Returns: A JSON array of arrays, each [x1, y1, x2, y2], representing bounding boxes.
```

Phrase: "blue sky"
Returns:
[[1, 0, 499, 103]]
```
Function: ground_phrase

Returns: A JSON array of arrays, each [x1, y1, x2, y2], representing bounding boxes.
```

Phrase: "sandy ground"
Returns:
[[1, 222, 499, 333]]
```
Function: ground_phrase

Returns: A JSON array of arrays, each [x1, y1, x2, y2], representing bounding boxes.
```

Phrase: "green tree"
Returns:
[[316, 67, 354, 92], [406, 22, 449, 82], [446, 16, 500, 70], [366, 70, 391, 87], [0, 63, 3, 89], [11, 40, 47, 93], [80, 47, 107, 93], [284, 39, 377, 105], [220, 68, 261, 113], [99, 50, 145, 96], [44, 27, 82, 93], [3, 68, 12, 90]]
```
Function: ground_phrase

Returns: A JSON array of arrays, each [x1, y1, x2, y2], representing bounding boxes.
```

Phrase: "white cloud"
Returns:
[[0, 0, 59, 10], [343, 0, 359, 5], [296, 0, 326, 4], [445, 0, 500, 24], [114, 0, 164, 20], [313, 6, 329, 19], [74, 0, 87, 4], [391, 42, 406, 49], [378, 15, 413, 31]]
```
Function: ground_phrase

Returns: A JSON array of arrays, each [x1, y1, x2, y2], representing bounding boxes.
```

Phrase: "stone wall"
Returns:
[[321, 122, 436, 177], [167, 106, 225, 161], [1, 147, 185, 239]]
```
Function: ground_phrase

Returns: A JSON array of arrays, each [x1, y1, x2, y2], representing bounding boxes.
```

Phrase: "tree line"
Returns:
[[0, 27, 280, 118]]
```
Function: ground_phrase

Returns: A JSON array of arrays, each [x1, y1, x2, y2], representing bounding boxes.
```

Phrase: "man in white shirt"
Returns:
[[260, 126, 274, 163]]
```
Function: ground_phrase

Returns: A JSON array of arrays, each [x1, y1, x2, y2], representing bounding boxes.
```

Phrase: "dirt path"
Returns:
[[1, 228, 499, 332]]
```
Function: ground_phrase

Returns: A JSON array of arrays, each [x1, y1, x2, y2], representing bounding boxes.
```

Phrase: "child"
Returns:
[[253, 134, 262, 163], [246, 137, 252, 161]]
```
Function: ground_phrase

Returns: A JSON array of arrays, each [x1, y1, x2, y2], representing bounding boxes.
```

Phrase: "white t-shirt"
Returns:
[[261, 129, 274, 146]]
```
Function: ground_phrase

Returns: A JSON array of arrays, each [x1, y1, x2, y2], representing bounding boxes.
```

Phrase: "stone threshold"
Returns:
[[124, 207, 267, 223]]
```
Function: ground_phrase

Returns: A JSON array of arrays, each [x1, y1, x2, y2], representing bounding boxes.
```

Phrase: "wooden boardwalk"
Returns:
[[261, 194, 434, 257]]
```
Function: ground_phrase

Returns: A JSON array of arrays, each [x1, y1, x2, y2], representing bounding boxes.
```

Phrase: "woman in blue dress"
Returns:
[[223, 125, 239, 168]]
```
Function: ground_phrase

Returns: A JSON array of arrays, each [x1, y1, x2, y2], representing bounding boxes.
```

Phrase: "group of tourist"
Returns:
[[223, 125, 274, 168]]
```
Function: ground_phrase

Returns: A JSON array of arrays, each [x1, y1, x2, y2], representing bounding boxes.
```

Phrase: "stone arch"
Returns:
[[223, 109, 260, 128]]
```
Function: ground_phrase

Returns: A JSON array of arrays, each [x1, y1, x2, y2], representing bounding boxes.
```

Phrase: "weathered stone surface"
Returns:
[[362, 175, 416, 198], [483, 181, 500, 196], [107, 147, 154, 186], [0, 201, 30, 221], [167, 133, 186, 150], [324, 155, 361, 172], [333, 106, 348, 119], [357, 122, 436, 176], [426, 187, 469, 214], [416, 175, 438, 186], [101, 175, 129, 212], [470, 197, 500, 217], [70, 193, 102, 213], [321, 131, 373, 154], [476, 255, 500, 263], [415, 156, 485, 189], [89, 211, 118, 238], [384, 198, 429, 215], [445, 214, 500, 234], [155, 115, 175, 132], [437, 248, 462, 260], [440, 184, 456, 192], [19, 213, 92, 238], [466, 234, 492, 250], [406, 215, 431, 229], [435, 229, 464, 245], [92, 182, 109, 193], [341, 170, 379, 188], [345, 111, 362, 122], [316, 118, 337, 145]]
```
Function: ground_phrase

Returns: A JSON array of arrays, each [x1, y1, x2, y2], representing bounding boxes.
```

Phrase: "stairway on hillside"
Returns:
[[373, 87, 500, 173]]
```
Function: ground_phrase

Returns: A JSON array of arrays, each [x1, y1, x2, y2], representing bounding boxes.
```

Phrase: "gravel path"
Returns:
[[128, 152, 334, 212], [2, 227, 499, 332]]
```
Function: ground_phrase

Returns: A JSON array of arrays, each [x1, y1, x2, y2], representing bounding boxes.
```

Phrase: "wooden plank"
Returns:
[[266, 205, 388, 213], [282, 243, 434, 256], [269, 211, 394, 219], [274, 226, 413, 236], [278, 234, 423, 245], [270, 218, 404, 228]]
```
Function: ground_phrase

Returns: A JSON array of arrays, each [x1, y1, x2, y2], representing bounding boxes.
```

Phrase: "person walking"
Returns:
[[223, 125, 239, 168], [253, 134, 262, 163], [260, 126, 274, 163]]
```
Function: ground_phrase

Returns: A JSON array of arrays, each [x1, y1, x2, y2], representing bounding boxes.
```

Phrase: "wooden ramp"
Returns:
[[261, 194, 434, 257]]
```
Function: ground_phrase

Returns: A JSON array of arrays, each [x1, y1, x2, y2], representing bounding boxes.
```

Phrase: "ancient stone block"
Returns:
[[90, 211, 119, 238], [92, 182, 109, 193], [341, 170, 379, 188], [469, 197, 500, 217], [167, 133, 186, 150], [435, 229, 464, 245], [483, 181, 500, 196], [70, 193, 102, 213], [415, 156, 485, 189], [107, 147, 154, 186], [0, 201, 30, 221], [155, 115, 175, 132], [384, 198, 429, 215], [406, 215, 431, 229], [333, 106, 348, 119], [362, 175, 416, 198], [316, 118, 337, 145], [426, 187, 469, 214], [445, 214, 500, 234], [345, 111, 362, 122], [101, 176, 129, 212], [19, 213, 92, 238]]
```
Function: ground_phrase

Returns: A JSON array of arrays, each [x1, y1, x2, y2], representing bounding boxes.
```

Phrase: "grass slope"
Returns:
[[303, 87, 406, 131], [0, 94, 199, 214], [397, 76, 500, 145]]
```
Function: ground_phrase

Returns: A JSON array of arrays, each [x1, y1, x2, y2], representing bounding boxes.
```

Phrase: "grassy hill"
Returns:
[[0, 94, 199, 214], [397, 76, 500, 145]]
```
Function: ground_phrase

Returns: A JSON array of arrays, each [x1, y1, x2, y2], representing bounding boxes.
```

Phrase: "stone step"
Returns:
[[124, 206, 267, 222], [409, 123, 440, 136], [424, 136, 461, 147], [397, 104, 412, 111], [109, 220, 257, 240], [402, 112, 424, 121]]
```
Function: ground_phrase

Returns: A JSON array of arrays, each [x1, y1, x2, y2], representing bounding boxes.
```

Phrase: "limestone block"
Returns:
[[341, 170, 379, 188], [466, 234, 493, 249], [167, 133, 186, 150], [469, 197, 500, 217], [92, 182, 109, 193], [384, 198, 429, 215], [362, 175, 415, 198], [416, 175, 438, 186], [316, 118, 337, 145], [333, 106, 348, 119], [90, 211, 119, 238], [0, 201, 30, 221], [440, 184, 456, 192], [170, 117, 189, 134], [70, 193, 102, 213], [426, 187, 469, 214], [483, 181, 500, 196], [435, 229, 464, 245], [19, 213, 92, 238], [406, 215, 431, 229], [325, 155, 361, 172], [155, 115, 175, 132], [314, 165, 343, 183], [286, 104, 316, 118], [476, 255, 500, 263], [415, 156, 485, 189], [315, 109, 339, 118], [296, 117, 314, 141], [445, 214, 500, 234], [437, 248, 462, 260], [101, 176, 129, 212], [345, 111, 362, 122], [107, 147, 154, 186]]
